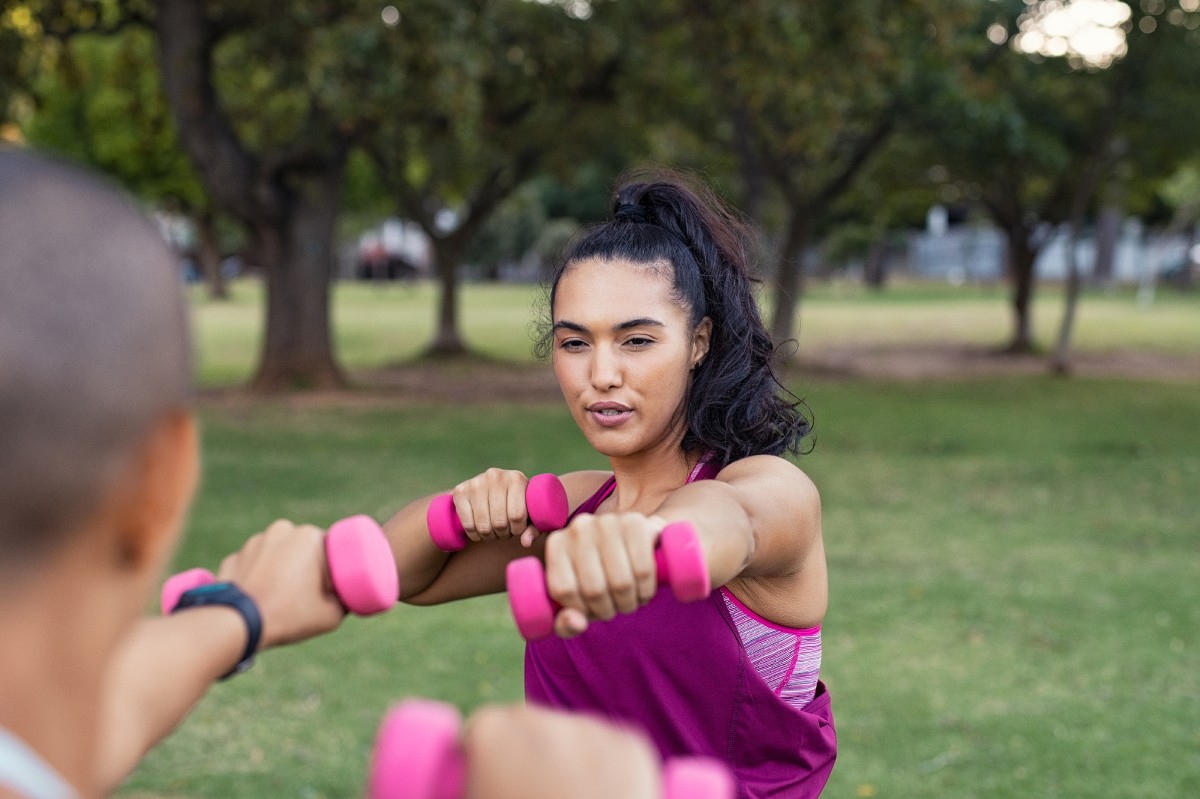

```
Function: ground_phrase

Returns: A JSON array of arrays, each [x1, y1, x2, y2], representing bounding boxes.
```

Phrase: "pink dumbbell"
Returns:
[[425, 473, 569, 552], [160, 515, 399, 617], [366, 699, 735, 799], [506, 521, 710, 641]]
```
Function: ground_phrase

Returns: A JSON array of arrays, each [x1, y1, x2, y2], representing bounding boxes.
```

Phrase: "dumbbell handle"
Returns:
[[506, 521, 711, 641], [160, 515, 398, 617], [426, 473, 569, 552], [366, 699, 734, 799]]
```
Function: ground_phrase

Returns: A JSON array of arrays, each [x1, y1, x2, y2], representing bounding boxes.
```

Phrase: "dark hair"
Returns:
[[535, 168, 810, 463]]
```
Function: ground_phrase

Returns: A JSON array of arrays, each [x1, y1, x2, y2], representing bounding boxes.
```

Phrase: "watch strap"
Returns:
[[172, 581, 262, 679]]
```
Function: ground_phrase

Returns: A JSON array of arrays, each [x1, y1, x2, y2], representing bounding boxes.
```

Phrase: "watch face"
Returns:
[[179, 582, 239, 604]]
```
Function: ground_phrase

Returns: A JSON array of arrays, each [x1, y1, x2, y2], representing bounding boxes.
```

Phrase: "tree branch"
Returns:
[[155, 0, 271, 224]]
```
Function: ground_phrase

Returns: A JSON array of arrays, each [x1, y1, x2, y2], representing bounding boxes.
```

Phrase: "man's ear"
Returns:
[[105, 411, 199, 575], [691, 316, 713, 369]]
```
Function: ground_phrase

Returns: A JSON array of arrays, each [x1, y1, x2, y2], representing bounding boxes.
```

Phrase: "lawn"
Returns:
[[188, 279, 1200, 385], [116, 282, 1199, 798]]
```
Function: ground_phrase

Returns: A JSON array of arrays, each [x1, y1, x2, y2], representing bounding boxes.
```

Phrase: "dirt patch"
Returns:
[[797, 343, 1200, 383], [197, 346, 1198, 408]]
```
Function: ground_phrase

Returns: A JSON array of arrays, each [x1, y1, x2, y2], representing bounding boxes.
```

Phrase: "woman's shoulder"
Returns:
[[556, 470, 614, 508], [716, 454, 816, 489]]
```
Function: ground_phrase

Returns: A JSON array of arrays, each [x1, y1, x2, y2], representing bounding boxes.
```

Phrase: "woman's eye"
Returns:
[[559, 338, 587, 351], [625, 336, 653, 348]]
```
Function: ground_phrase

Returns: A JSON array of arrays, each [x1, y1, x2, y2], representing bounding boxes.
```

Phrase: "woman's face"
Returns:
[[552, 258, 710, 459]]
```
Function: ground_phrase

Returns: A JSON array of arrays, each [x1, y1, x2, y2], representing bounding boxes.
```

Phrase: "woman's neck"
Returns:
[[605, 439, 702, 514]]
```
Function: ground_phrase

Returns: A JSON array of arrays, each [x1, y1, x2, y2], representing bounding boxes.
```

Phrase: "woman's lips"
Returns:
[[588, 403, 633, 428]]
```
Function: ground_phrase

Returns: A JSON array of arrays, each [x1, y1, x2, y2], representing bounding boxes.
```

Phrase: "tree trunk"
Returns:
[[733, 105, 766, 225], [157, 0, 348, 392], [195, 207, 228, 300], [864, 235, 889, 290], [1183, 223, 1198, 291], [426, 237, 469, 356], [767, 208, 810, 359], [1093, 205, 1121, 287], [1052, 155, 1107, 374], [1003, 227, 1038, 354], [251, 171, 346, 391], [1051, 222, 1083, 375]]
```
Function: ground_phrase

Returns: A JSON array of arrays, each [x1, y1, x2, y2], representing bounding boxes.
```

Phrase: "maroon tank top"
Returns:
[[525, 457, 836, 798]]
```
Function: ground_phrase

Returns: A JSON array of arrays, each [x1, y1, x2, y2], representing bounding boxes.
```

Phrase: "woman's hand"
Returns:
[[215, 519, 346, 650], [543, 512, 666, 638], [451, 468, 540, 546]]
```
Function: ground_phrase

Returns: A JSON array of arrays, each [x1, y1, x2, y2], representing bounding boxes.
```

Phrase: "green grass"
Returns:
[[116, 375, 1200, 798], [188, 279, 1200, 386]]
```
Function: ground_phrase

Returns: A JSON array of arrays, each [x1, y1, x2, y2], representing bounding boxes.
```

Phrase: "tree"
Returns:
[[16, 28, 244, 299], [0, 4, 36, 130], [924, 0, 1200, 356], [364, 0, 624, 355], [153, 0, 375, 388], [631, 0, 971, 356], [19, 0, 386, 388]]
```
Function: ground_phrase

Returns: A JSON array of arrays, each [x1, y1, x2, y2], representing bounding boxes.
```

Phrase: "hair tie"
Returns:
[[613, 203, 650, 224]]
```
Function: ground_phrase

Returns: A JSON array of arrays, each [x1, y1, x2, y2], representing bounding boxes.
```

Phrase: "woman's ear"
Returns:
[[691, 317, 713, 369], [106, 411, 199, 576]]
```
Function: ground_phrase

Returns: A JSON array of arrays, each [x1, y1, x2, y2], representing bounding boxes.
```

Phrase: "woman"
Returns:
[[386, 171, 834, 798]]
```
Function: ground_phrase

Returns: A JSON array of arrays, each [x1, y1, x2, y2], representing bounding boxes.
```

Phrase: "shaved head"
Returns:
[[0, 148, 192, 575]]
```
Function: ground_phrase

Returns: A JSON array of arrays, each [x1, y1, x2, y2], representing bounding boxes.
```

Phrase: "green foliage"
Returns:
[[365, 0, 627, 225], [462, 184, 549, 276], [23, 27, 205, 207], [635, 0, 968, 214], [1159, 159, 1200, 223], [923, 0, 1200, 227]]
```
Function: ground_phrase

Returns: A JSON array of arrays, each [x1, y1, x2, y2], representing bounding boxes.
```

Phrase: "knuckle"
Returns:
[[608, 576, 635, 598], [592, 603, 616, 621], [546, 577, 576, 604], [580, 584, 609, 604], [566, 518, 595, 541], [632, 563, 656, 584]]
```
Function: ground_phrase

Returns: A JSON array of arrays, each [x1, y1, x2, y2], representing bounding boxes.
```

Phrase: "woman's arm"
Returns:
[[543, 455, 824, 635], [387, 470, 610, 605], [654, 455, 825, 628]]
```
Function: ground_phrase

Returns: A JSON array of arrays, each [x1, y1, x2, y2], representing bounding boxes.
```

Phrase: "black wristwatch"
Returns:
[[172, 581, 263, 679]]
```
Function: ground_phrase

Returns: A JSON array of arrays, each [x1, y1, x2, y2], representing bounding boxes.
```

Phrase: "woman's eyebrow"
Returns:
[[615, 317, 665, 331], [553, 317, 666, 334]]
